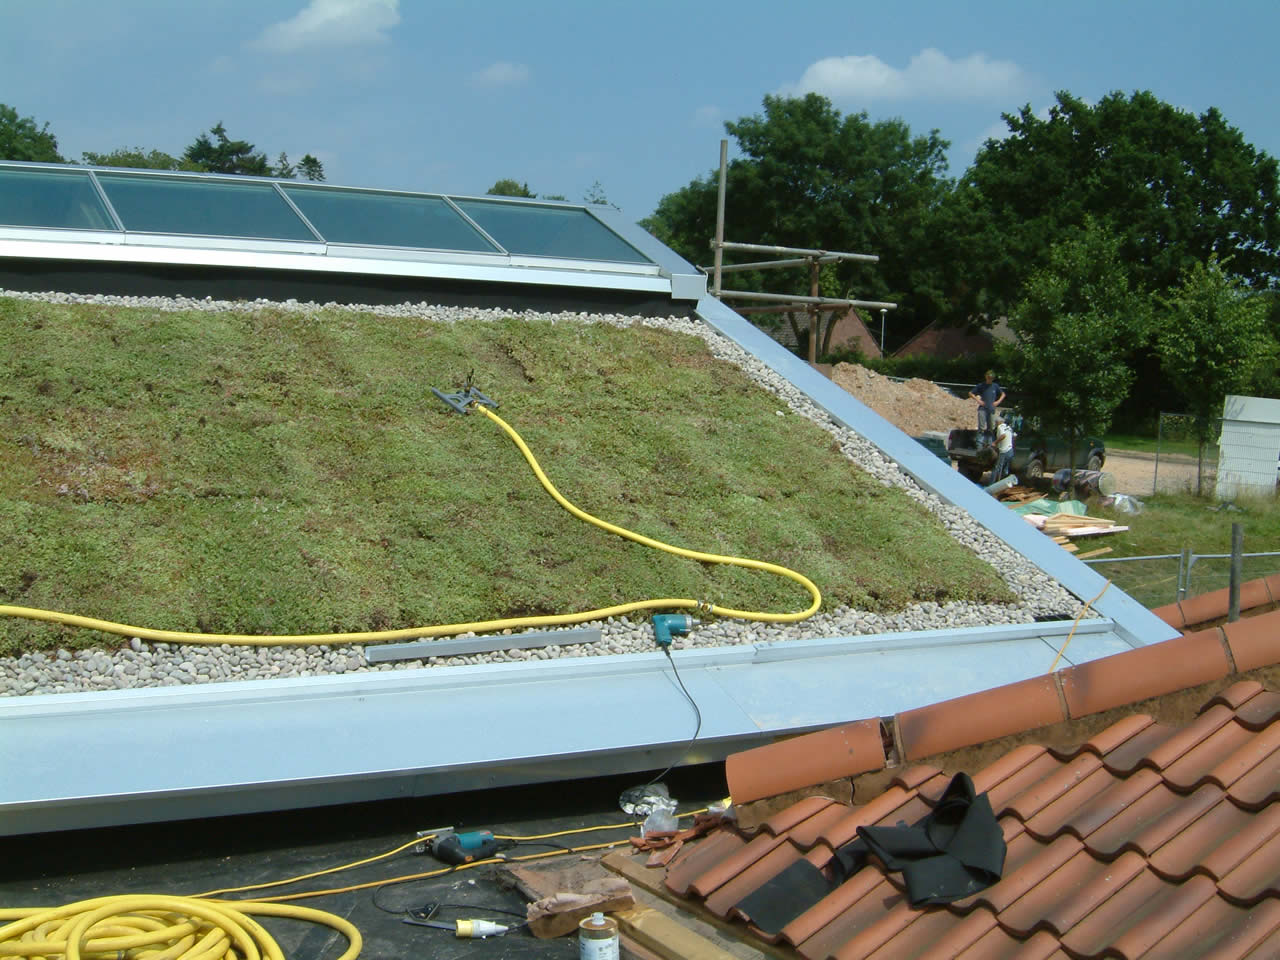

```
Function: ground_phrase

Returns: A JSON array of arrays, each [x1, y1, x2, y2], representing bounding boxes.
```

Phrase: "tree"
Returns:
[[1001, 220, 1153, 478], [487, 178, 535, 198], [0, 103, 62, 162], [298, 154, 325, 182], [273, 152, 296, 179], [80, 147, 201, 171], [583, 180, 610, 205], [642, 94, 955, 339], [959, 91, 1280, 320], [183, 122, 271, 176], [1155, 257, 1275, 489]]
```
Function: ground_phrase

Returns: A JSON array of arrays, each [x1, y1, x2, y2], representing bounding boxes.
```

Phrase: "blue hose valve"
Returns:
[[652, 613, 697, 648]]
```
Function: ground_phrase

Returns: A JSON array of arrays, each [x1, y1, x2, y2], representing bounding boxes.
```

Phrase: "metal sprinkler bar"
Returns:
[[431, 384, 498, 415]]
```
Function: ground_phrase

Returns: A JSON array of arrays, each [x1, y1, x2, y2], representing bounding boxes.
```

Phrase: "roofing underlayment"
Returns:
[[665, 595, 1280, 959], [0, 162, 1179, 836]]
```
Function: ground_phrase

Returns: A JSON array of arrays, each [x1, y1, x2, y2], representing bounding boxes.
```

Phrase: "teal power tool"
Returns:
[[429, 830, 510, 865], [652, 614, 697, 647]]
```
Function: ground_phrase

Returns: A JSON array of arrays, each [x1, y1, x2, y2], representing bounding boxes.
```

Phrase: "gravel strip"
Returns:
[[0, 291, 1082, 697]]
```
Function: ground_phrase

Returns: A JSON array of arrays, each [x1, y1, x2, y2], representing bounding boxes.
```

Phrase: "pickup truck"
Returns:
[[946, 415, 1106, 483]]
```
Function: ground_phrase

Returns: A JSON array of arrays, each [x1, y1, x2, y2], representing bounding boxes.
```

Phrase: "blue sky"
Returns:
[[3, 0, 1278, 223]]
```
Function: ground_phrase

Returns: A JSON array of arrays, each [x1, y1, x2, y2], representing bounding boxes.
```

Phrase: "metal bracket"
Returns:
[[431, 385, 498, 415]]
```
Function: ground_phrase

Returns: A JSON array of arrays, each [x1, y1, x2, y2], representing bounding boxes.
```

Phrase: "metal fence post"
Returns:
[[1229, 523, 1244, 622]]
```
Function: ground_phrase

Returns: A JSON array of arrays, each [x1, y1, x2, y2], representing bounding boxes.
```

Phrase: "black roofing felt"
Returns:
[[0, 766, 728, 960]]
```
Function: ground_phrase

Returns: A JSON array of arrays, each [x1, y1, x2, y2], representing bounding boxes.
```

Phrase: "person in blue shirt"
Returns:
[[969, 370, 1006, 447]]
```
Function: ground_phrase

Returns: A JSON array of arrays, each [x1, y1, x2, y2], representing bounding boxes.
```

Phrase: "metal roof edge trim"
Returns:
[[584, 207, 707, 300], [693, 294, 1179, 649], [0, 237, 672, 294]]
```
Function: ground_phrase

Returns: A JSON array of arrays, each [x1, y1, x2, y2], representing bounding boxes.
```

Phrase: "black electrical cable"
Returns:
[[644, 646, 703, 787]]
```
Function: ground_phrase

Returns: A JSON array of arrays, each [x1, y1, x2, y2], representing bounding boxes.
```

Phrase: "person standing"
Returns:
[[969, 370, 1006, 447], [992, 415, 1015, 482]]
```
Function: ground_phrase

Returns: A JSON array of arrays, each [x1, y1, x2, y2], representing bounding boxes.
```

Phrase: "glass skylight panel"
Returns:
[[282, 186, 499, 252], [95, 174, 317, 241], [451, 200, 651, 263], [0, 168, 117, 231]]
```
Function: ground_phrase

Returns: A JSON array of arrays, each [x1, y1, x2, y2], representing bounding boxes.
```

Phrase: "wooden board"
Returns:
[[1075, 546, 1114, 559], [604, 851, 789, 960]]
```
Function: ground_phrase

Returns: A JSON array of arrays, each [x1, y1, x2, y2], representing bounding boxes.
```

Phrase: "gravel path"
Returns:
[[0, 291, 1083, 697]]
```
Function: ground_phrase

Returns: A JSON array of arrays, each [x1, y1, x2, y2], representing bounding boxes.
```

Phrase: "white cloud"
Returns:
[[252, 0, 400, 54], [470, 61, 530, 89], [786, 48, 1026, 102]]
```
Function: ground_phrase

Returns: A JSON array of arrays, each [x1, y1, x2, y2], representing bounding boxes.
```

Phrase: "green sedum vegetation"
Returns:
[[0, 298, 1010, 655]]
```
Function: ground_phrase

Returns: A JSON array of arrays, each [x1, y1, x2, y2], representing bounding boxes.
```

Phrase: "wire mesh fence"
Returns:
[[1084, 550, 1280, 609]]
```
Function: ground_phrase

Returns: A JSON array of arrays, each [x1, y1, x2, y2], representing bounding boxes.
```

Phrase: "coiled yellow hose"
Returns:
[[0, 895, 360, 960], [0, 404, 820, 645]]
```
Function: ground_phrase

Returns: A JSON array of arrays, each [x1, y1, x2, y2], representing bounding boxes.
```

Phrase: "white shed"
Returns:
[[1216, 394, 1280, 498]]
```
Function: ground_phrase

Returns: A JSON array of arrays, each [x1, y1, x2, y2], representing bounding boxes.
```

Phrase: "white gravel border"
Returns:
[[0, 291, 1082, 696]]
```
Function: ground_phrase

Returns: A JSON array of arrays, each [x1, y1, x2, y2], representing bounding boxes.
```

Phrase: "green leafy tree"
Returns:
[[80, 147, 202, 171], [183, 122, 271, 176], [959, 91, 1280, 320], [642, 94, 954, 338], [0, 103, 62, 162], [273, 152, 296, 179], [487, 178, 535, 198], [583, 180, 610, 205], [1155, 256, 1275, 488], [298, 154, 325, 182], [1001, 220, 1153, 478]]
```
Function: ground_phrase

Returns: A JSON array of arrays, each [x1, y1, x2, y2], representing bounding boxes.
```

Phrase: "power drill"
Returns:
[[428, 830, 509, 865]]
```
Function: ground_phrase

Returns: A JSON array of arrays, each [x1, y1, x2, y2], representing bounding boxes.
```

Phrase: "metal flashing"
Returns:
[[0, 619, 1135, 836]]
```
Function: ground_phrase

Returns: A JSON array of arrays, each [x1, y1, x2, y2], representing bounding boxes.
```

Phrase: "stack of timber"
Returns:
[[1023, 511, 1126, 555]]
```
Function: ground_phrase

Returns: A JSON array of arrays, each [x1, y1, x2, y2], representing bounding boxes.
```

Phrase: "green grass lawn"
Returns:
[[1078, 492, 1280, 608], [1105, 432, 1217, 462], [0, 298, 1011, 655]]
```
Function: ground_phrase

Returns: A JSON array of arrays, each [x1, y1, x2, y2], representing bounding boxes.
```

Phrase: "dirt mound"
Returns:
[[830, 363, 977, 436]]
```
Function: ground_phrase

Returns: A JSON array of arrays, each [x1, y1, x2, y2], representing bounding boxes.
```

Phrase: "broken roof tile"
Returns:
[[1059, 627, 1231, 718], [895, 674, 1065, 762], [664, 682, 1280, 960], [725, 719, 886, 805]]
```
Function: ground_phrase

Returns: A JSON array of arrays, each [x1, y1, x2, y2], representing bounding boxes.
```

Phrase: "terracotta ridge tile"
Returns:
[[1224, 608, 1280, 673], [895, 674, 1066, 763], [1150, 600, 1186, 630], [1267, 572, 1280, 607], [1201, 679, 1266, 714], [1059, 628, 1231, 719], [725, 719, 887, 805]]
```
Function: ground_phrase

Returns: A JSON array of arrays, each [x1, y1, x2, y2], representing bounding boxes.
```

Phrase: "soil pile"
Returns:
[[831, 363, 977, 436]]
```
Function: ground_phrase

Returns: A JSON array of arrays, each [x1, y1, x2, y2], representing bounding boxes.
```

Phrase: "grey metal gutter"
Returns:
[[0, 619, 1129, 836]]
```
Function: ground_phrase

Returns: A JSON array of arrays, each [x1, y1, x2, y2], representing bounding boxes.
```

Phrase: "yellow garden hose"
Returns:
[[0, 895, 360, 960], [0, 403, 820, 645]]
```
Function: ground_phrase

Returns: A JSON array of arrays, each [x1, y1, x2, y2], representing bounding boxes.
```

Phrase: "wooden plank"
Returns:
[[1076, 546, 1114, 559], [1063, 525, 1129, 538], [603, 852, 789, 960], [1061, 543, 1079, 553], [616, 906, 742, 960]]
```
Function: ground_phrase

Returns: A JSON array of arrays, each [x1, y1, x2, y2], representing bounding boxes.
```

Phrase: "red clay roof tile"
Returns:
[[1217, 831, 1280, 904], [1059, 628, 1231, 718], [1143, 703, 1237, 769], [1161, 720, 1255, 790], [1150, 600, 1186, 630], [663, 829, 746, 895], [1023, 766, 1126, 839], [1265, 573, 1280, 605], [1147, 795, 1262, 879], [725, 720, 886, 805], [1142, 894, 1276, 960], [1232, 690, 1280, 730], [1224, 608, 1280, 673], [758, 794, 838, 836], [895, 674, 1066, 762], [1105, 873, 1219, 960], [1004, 754, 1103, 822], [1203, 679, 1265, 712], [1053, 767, 1163, 840], [997, 848, 1146, 937], [1069, 711, 1156, 758]]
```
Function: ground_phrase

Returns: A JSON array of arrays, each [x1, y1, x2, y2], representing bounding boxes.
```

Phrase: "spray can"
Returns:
[[578, 910, 619, 960]]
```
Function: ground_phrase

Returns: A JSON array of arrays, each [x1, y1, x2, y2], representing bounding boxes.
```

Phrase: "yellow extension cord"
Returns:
[[0, 403, 820, 645], [0, 897, 360, 960]]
